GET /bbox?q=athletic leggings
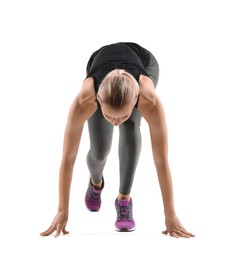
[86,52,159,195]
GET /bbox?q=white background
[0,0,234,259]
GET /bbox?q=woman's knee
[87,147,110,163]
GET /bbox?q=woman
[41,42,194,238]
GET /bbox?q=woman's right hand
[40,211,69,238]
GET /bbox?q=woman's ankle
[91,180,103,189]
[118,193,131,201]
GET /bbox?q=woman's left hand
[162,215,195,238]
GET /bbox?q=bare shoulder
[78,77,97,104]
[71,77,97,118]
[138,75,164,124]
[138,75,158,113]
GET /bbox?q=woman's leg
[114,109,142,231]
[86,107,114,184]
[118,108,142,196]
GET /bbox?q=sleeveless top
[86,42,152,107]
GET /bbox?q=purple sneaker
[85,178,104,211]
[115,198,135,232]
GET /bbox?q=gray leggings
[86,52,159,195]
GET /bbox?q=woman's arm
[58,79,97,214]
[138,76,194,238]
[41,78,97,237]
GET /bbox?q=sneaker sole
[115,227,136,232]
[90,209,100,212]
[85,204,101,212]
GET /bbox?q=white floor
[2,135,234,259]
[2,204,233,260]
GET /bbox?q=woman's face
[98,95,137,126]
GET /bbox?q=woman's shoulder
[138,75,158,111]
[139,75,156,99]
[76,77,97,109]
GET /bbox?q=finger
[170,232,180,238]
[40,226,56,236]
[62,226,69,235]
[40,227,51,236]
[162,229,168,235]
[178,228,195,237]
[176,230,191,238]
[54,225,62,238]
[184,231,195,237]
[181,231,195,237]
[188,233,195,237]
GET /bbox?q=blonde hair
[98,69,139,108]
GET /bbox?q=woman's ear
[133,94,139,107]
[97,94,103,104]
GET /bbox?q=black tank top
[86,42,151,93]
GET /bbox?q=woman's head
[97,69,140,125]
[98,69,139,107]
